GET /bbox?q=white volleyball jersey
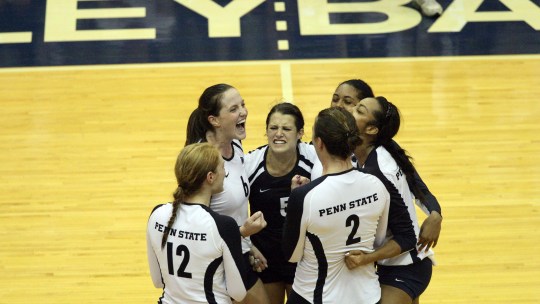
[363,146,435,265]
[283,169,391,304]
[147,203,248,304]
[313,141,441,218]
[310,147,417,261]
[210,140,251,253]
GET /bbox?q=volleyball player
[282,107,415,304]
[244,102,318,304]
[331,79,375,113]
[146,143,248,303]
[329,79,442,253]
[344,97,441,304]
[185,84,270,304]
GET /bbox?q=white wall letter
[173,0,265,37]
[429,0,540,32]
[297,0,422,35]
[44,0,155,42]
[0,32,32,44]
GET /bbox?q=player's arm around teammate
[331,79,442,253]
[343,169,417,270]
[346,96,441,304]
[284,107,394,304]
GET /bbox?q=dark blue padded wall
[0,0,539,67]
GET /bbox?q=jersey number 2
[346,214,361,245]
[167,242,193,278]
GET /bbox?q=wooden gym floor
[1,55,539,303]
[1,0,540,303]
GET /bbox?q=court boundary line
[280,63,294,102]
[1,54,539,73]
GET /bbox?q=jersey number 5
[346,214,361,245]
[167,242,193,278]
[280,197,289,217]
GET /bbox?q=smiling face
[330,83,363,113]
[352,97,381,136]
[209,88,248,141]
[266,112,303,154]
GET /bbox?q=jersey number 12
[167,242,193,278]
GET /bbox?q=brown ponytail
[160,143,221,249]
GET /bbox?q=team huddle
[146,80,442,304]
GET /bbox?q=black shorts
[252,236,296,284]
[377,257,433,300]
[243,252,261,290]
[257,256,296,285]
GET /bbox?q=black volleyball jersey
[244,142,317,251]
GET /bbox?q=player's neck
[206,130,233,159]
[266,149,297,177]
[184,190,212,207]
[322,155,353,175]
[353,141,374,166]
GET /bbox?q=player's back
[286,168,391,303]
[147,203,245,304]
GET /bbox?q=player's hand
[291,174,310,190]
[249,245,268,273]
[240,211,267,237]
[344,250,369,269]
[417,211,442,252]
